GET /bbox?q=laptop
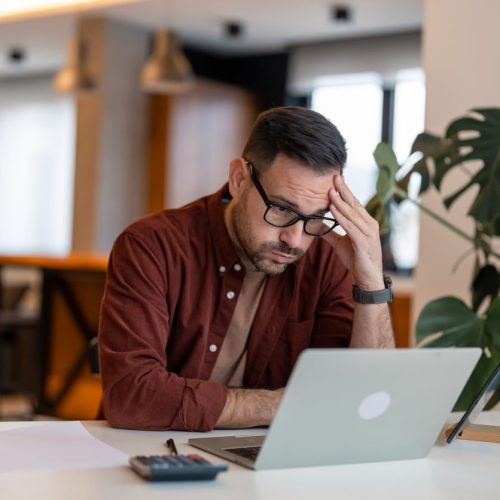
[189,348,481,470]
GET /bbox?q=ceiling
[0,0,422,77]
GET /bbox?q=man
[98,106,394,431]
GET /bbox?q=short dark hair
[242,106,347,174]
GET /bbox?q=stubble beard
[230,192,304,275]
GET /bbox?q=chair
[0,284,39,419]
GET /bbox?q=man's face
[227,153,337,275]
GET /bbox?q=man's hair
[242,106,347,174]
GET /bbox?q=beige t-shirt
[209,267,267,386]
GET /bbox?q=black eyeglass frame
[244,159,339,237]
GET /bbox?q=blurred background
[0,0,497,420]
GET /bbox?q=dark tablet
[447,362,500,443]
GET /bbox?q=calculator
[129,454,228,481]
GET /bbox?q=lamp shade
[141,30,194,94]
[53,39,95,93]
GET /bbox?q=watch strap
[352,275,393,304]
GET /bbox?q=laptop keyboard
[224,446,262,461]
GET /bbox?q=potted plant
[368,107,500,410]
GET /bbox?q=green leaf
[412,132,456,189]
[466,152,500,233]
[453,348,500,411]
[446,108,500,138]
[416,296,483,344]
[410,132,441,194]
[374,142,400,176]
[365,194,391,234]
[441,108,500,229]
[367,142,416,235]
[442,168,488,210]
[375,166,392,203]
[410,108,500,233]
[418,295,500,411]
[373,143,399,203]
[484,297,500,349]
[472,265,500,311]
[423,320,483,347]
[427,144,460,191]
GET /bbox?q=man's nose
[279,221,305,250]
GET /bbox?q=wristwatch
[352,275,393,304]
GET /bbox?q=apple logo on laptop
[358,391,391,420]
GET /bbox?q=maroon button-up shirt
[99,185,354,431]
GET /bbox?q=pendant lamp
[141,30,194,94]
[53,39,95,93]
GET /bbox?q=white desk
[1,412,500,500]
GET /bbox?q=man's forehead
[262,157,338,186]
[262,161,336,211]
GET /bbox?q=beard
[230,190,305,275]
[249,240,304,274]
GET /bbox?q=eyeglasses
[245,160,339,237]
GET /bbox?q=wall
[144,79,257,213]
[166,79,257,208]
[71,17,149,253]
[412,0,500,334]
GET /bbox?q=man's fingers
[329,175,378,237]
[332,174,358,204]
[329,191,371,237]
[329,201,365,242]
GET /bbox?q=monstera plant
[368,108,500,410]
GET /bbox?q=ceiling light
[7,47,27,65]
[224,21,244,38]
[53,39,95,93]
[332,4,352,22]
[0,1,137,22]
[141,30,194,94]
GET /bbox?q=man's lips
[270,251,295,263]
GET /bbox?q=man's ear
[228,158,249,198]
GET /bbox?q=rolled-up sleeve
[98,232,228,431]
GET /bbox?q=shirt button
[219,266,226,273]
[227,291,235,300]
[234,263,242,271]
[209,344,217,353]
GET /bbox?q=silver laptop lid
[254,348,481,469]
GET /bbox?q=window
[392,69,426,164]
[0,77,75,255]
[390,69,426,270]
[311,73,383,206]
[311,69,425,272]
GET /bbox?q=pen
[166,438,178,456]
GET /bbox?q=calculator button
[188,454,208,464]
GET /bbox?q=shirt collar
[207,184,243,273]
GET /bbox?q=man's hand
[323,174,384,290]
[215,388,285,428]
[323,174,395,348]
